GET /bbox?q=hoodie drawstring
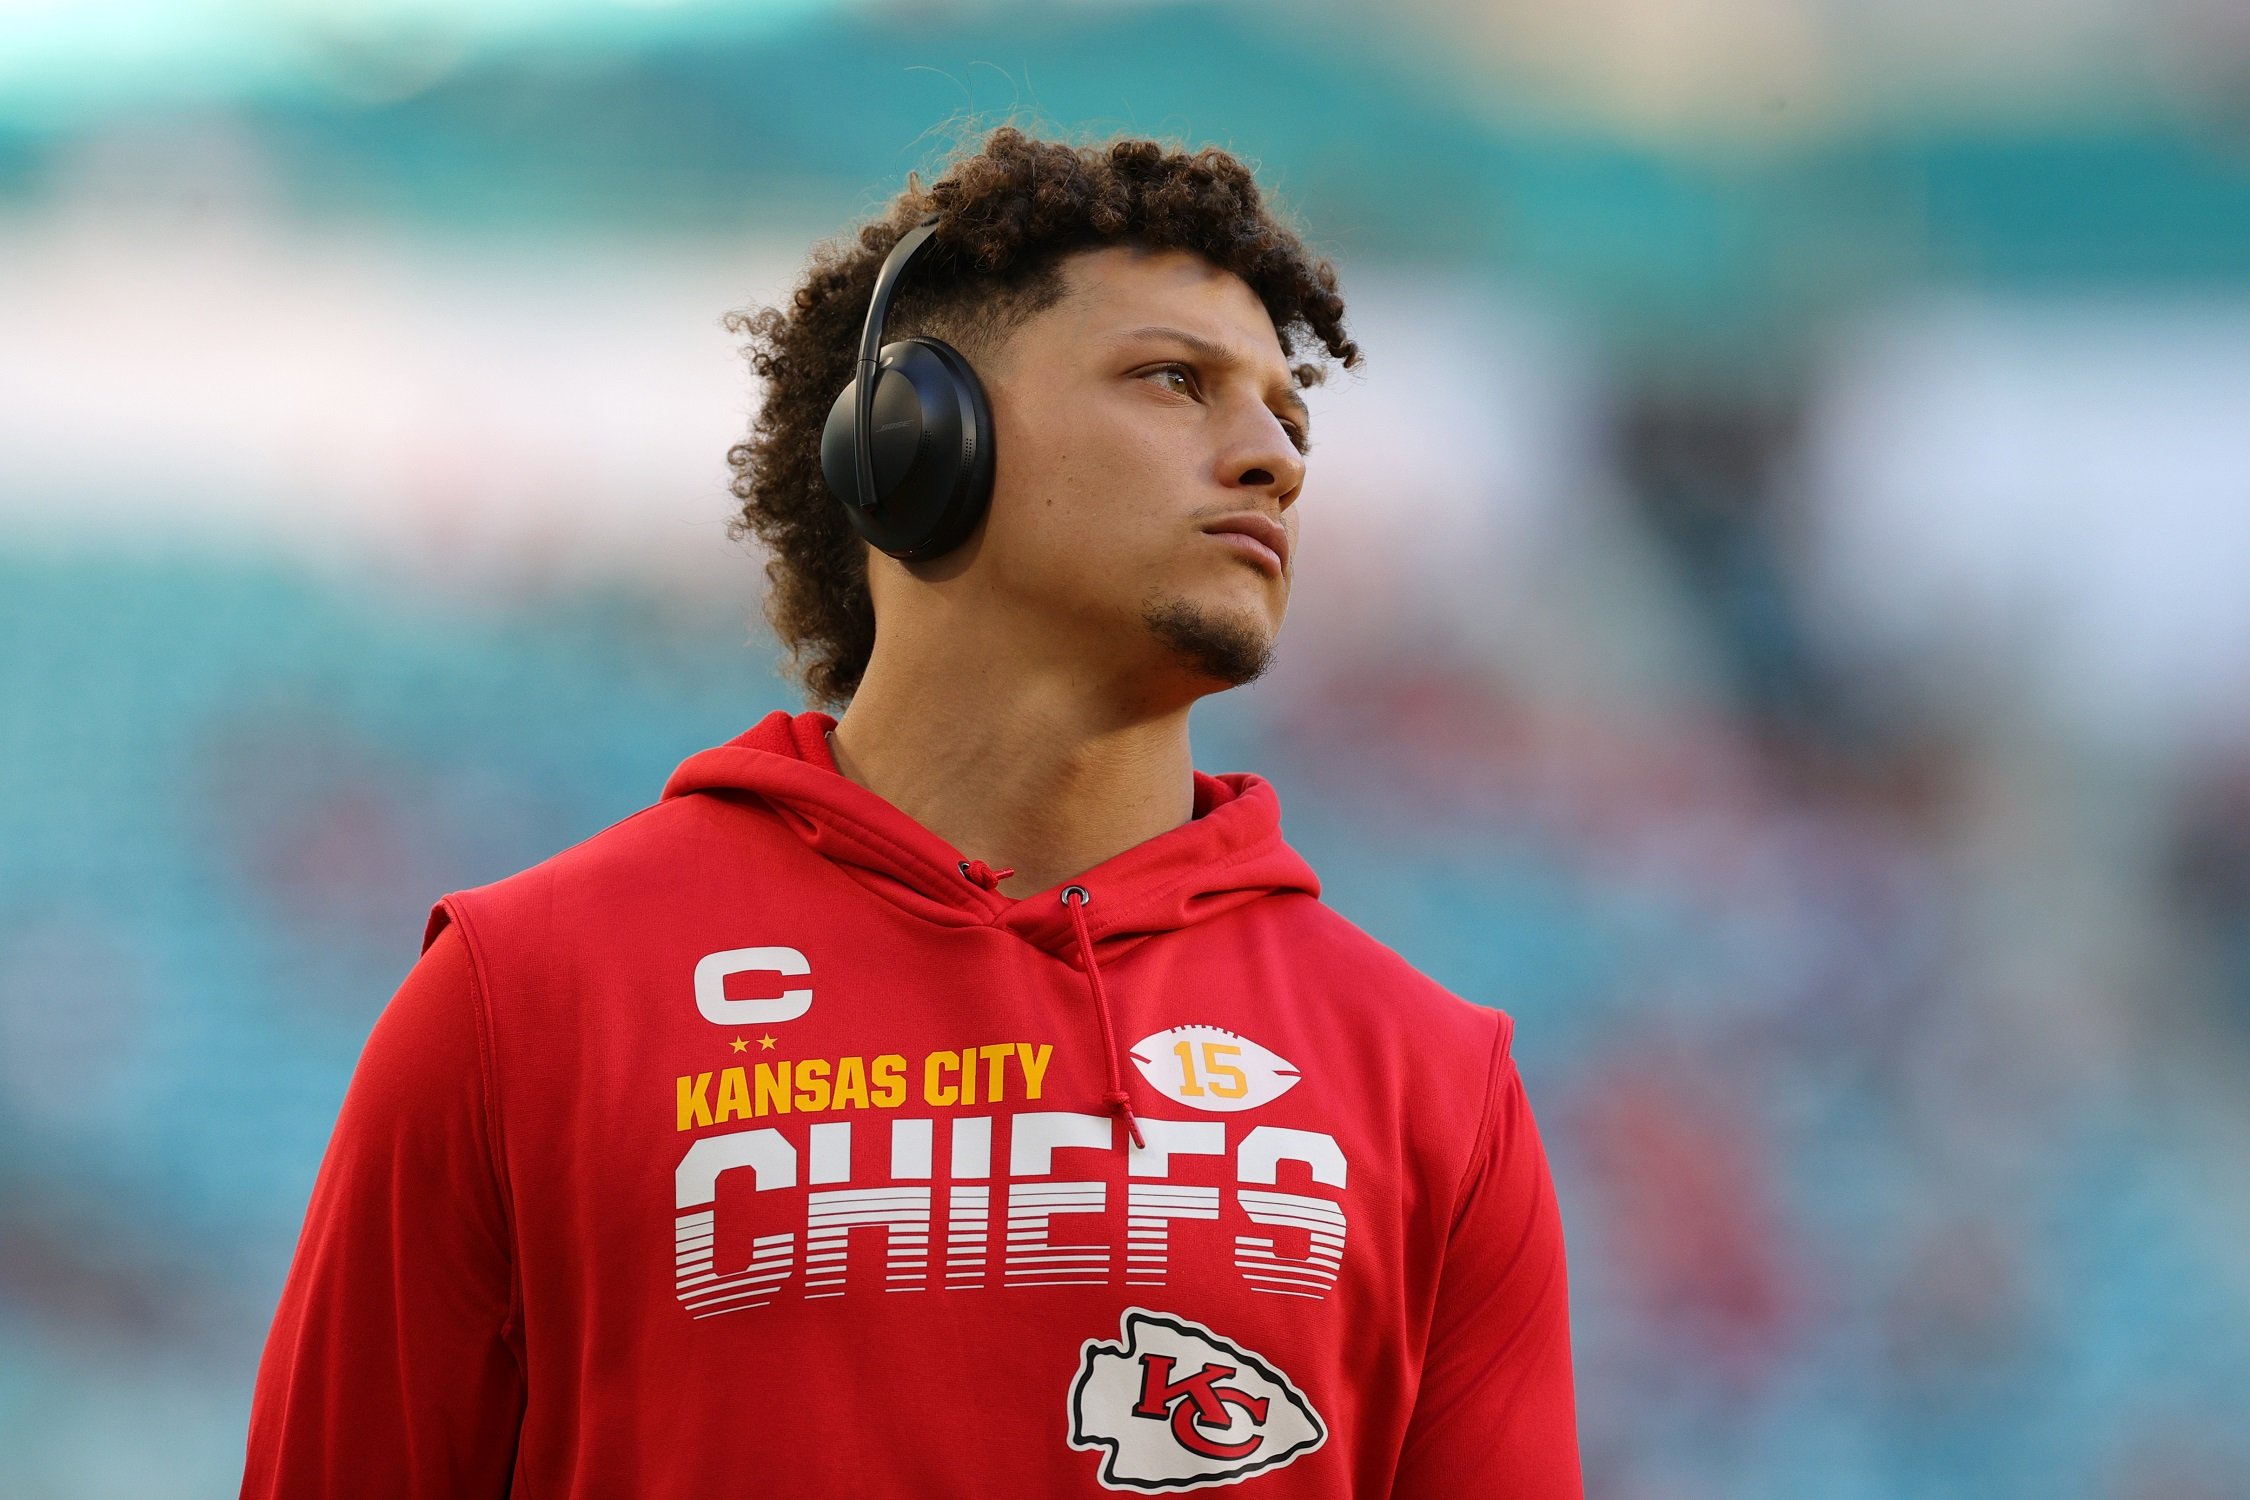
[956,862,1144,1152]
[1059,885,1146,1151]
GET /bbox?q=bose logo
[694,947,812,1025]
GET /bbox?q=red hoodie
[240,708,1581,1497]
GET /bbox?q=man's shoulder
[1256,891,1516,1059]
[427,788,784,944]
[1242,893,1518,1194]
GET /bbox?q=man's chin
[1140,591,1276,689]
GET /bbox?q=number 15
[1174,1039,1248,1099]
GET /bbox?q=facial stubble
[1140,590,1275,688]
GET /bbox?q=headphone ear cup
[819,337,995,561]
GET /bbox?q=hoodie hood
[661,709,1320,964]
[661,709,1321,1151]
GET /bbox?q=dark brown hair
[722,125,1361,708]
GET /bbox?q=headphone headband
[848,212,945,515]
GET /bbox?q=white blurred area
[1802,297,2250,752]
[0,146,781,594]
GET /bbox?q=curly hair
[721,125,1362,709]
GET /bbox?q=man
[240,127,1583,1497]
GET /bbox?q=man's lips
[1200,512,1290,575]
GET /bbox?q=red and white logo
[1068,1308,1325,1490]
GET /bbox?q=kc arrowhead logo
[1068,1308,1326,1490]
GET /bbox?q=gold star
[758,1034,778,1051]
[729,1037,748,1053]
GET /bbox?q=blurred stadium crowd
[3,2,2249,1496]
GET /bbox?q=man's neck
[827,653,1199,901]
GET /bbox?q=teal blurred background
[4,1,2250,1494]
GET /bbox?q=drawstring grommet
[1059,883,1144,1150]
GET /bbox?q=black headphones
[819,212,996,561]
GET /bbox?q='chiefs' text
[673,1111,1348,1317]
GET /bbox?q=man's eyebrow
[1110,323,1313,439]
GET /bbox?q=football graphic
[1128,1026,1300,1114]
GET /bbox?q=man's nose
[1223,413,1306,504]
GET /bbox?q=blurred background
[4,0,2250,1494]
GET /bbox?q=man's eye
[1145,365,1194,396]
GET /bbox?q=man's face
[932,243,1310,698]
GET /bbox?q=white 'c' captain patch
[1128,1026,1299,1113]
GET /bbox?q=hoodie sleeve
[239,919,525,1498]
[1391,1031,1584,1500]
